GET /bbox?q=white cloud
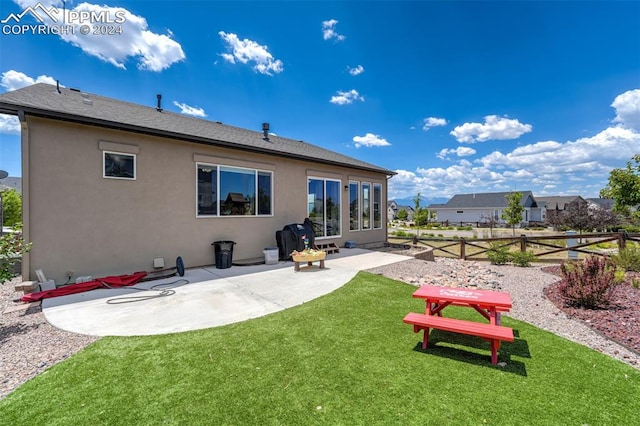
[352,133,391,148]
[436,146,476,160]
[330,89,364,105]
[11,1,185,71]
[322,19,345,41]
[218,31,283,76]
[0,113,20,134]
[1,70,56,91]
[423,117,447,131]
[173,101,206,117]
[348,65,364,76]
[612,88,640,131]
[450,115,533,143]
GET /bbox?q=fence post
[618,231,626,250]
[520,234,527,252]
[460,237,466,260]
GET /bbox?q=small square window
[104,151,135,180]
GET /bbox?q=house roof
[535,196,584,210]
[0,177,21,193]
[0,83,395,176]
[440,191,535,209]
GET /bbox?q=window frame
[349,181,360,231]
[196,162,273,218]
[307,176,342,239]
[103,150,136,180]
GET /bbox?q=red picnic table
[403,285,514,365]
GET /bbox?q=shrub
[557,256,618,309]
[0,231,31,284]
[612,244,640,272]
[393,230,410,237]
[510,250,536,267]
[487,242,511,265]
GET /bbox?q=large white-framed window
[103,151,136,180]
[349,181,359,231]
[361,182,371,230]
[197,163,273,217]
[307,177,341,238]
[373,183,382,229]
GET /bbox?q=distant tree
[564,199,591,233]
[589,204,621,232]
[545,207,564,232]
[479,213,499,237]
[600,154,640,214]
[502,191,524,235]
[413,208,429,227]
[1,189,21,228]
[413,192,422,238]
[396,209,408,221]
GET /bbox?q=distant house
[387,200,415,221]
[535,196,587,225]
[0,83,395,283]
[0,176,22,193]
[429,191,542,226]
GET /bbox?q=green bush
[558,256,618,309]
[392,230,410,237]
[612,244,640,271]
[0,231,31,284]
[510,250,536,267]
[487,242,511,265]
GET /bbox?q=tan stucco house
[0,83,395,283]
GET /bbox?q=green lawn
[1,272,639,425]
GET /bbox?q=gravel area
[366,257,640,370]
[1,277,99,400]
[2,257,639,400]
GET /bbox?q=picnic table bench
[403,312,514,365]
[404,286,515,364]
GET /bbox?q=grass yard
[1,272,639,425]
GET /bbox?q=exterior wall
[435,208,500,224]
[22,117,389,283]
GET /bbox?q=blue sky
[0,0,639,203]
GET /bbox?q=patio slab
[41,249,412,336]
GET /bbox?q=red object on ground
[21,271,148,303]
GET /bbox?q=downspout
[18,110,30,280]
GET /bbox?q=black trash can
[212,241,235,269]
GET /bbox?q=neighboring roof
[0,83,395,176]
[535,196,584,210]
[0,176,21,193]
[585,198,615,209]
[441,191,535,209]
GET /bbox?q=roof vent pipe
[156,94,163,112]
[56,80,61,94]
[262,122,269,140]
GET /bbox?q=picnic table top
[412,285,512,308]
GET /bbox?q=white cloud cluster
[450,115,533,143]
[348,65,364,76]
[322,19,345,41]
[173,101,206,117]
[436,146,476,160]
[612,89,640,131]
[423,117,447,131]
[389,89,640,200]
[12,0,185,71]
[330,89,363,105]
[218,31,284,76]
[352,133,391,148]
[0,113,20,134]
[1,70,56,91]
